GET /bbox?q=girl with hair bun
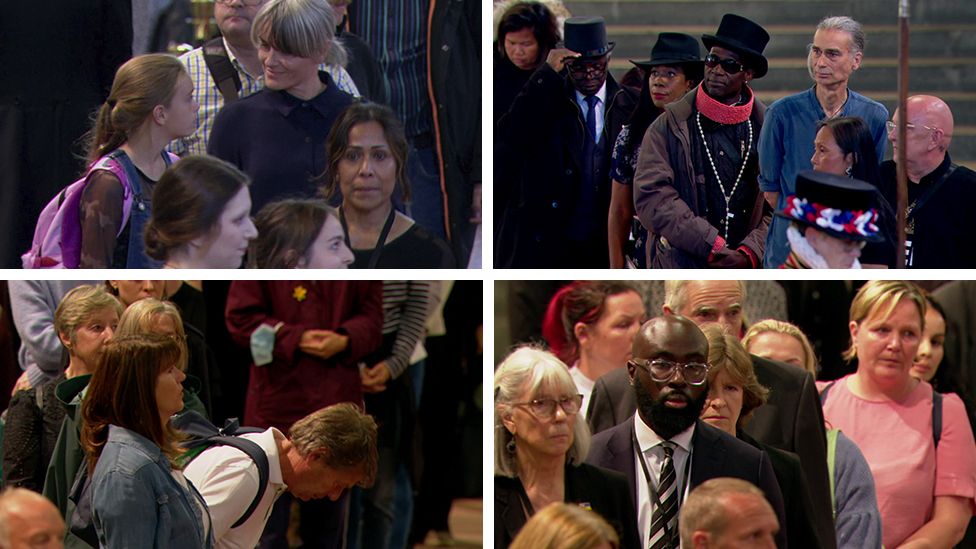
[248,199,353,268]
[145,155,257,269]
[80,54,198,268]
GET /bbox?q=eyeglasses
[567,58,608,77]
[885,121,941,134]
[704,54,745,75]
[512,394,584,419]
[629,358,711,385]
[215,0,264,6]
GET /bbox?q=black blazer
[587,354,835,549]
[585,418,788,548]
[494,462,640,549]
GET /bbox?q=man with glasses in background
[496,16,635,268]
[170,0,358,156]
[759,16,888,268]
[879,95,976,268]
[633,14,771,269]
[585,314,787,549]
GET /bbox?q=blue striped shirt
[347,1,432,138]
[169,38,359,156]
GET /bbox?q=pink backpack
[21,150,177,269]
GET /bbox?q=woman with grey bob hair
[251,0,347,66]
[494,346,639,549]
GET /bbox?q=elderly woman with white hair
[494,346,639,549]
[208,0,355,215]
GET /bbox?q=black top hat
[701,13,770,78]
[563,16,615,58]
[777,170,884,242]
[630,33,704,80]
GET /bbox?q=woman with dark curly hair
[493,2,561,124]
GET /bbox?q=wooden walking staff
[895,0,909,267]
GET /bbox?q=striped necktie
[648,442,678,549]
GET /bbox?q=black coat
[337,28,386,105]
[587,354,836,549]
[586,419,788,548]
[494,462,640,549]
[879,154,976,268]
[496,64,636,268]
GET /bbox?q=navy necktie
[584,95,599,142]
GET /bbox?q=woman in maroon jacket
[224,280,383,547]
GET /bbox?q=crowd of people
[495,279,976,548]
[0,280,483,548]
[4,0,479,270]
[493,1,976,269]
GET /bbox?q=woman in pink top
[821,280,976,548]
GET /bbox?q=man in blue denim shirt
[759,16,888,268]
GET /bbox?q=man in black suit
[495,16,634,268]
[586,315,786,548]
[587,280,835,549]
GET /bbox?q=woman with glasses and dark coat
[494,346,640,549]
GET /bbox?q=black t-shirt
[351,223,456,269]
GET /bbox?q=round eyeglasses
[704,54,745,75]
[629,358,711,385]
[512,394,584,419]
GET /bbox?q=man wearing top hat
[778,170,883,268]
[608,33,704,268]
[496,16,635,268]
[633,13,772,269]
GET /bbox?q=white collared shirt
[183,427,288,549]
[575,81,608,140]
[633,413,695,549]
[568,363,595,418]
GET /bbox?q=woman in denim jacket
[80,334,213,548]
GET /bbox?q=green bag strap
[826,428,839,520]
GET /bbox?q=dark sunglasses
[704,54,745,75]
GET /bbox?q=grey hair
[252,0,348,67]
[664,281,747,315]
[494,346,591,478]
[817,16,865,54]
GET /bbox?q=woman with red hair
[542,281,644,416]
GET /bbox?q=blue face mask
[250,322,283,366]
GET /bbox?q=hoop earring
[506,438,516,454]
[845,166,852,177]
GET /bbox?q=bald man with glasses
[879,94,976,268]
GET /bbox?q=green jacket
[42,374,207,548]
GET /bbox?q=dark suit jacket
[587,354,835,549]
[741,431,822,549]
[586,419,788,548]
[494,462,640,549]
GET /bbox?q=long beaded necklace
[696,111,753,240]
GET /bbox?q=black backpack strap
[211,435,270,528]
[203,37,242,104]
[933,390,943,448]
[820,380,836,405]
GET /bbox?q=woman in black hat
[608,33,703,268]
[778,170,883,269]
[493,2,561,126]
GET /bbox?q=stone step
[607,24,976,59]
[567,0,976,25]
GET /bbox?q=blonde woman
[744,319,882,549]
[510,502,619,549]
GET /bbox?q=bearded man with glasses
[494,346,640,548]
[878,94,976,268]
[634,13,771,269]
[585,315,787,549]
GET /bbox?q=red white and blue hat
[777,170,884,243]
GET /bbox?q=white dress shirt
[568,363,595,418]
[183,427,288,549]
[633,413,695,549]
